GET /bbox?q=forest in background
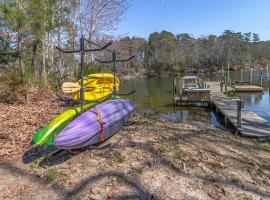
[1,0,270,103]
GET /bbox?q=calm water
[119,70,270,124]
[119,77,218,126]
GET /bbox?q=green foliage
[174,151,184,159]
[144,30,267,75]
[47,72,62,90]
[0,0,268,92]
[47,168,59,182]
[114,151,126,164]
[252,33,260,42]
[76,62,103,80]
[0,37,16,65]
[4,68,21,85]
[1,4,28,31]
[116,175,125,184]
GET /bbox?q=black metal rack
[55,35,111,112]
[89,39,134,98]
[56,35,135,112]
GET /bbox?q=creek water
[119,70,270,126]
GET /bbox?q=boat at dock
[182,76,199,92]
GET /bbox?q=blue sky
[115,0,270,40]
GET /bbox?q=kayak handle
[116,90,136,96]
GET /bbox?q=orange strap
[88,107,105,142]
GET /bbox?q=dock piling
[173,78,176,106]
[260,67,263,87]
[236,99,242,130]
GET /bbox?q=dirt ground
[0,90,270,200]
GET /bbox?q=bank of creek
[1,73,270,199]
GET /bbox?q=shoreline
[0,90,270,199]
[119,68,268,81]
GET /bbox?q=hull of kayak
[72,73,120,101]
[34,95,116,145]
[33,102,97,145]
[54,99,135,149]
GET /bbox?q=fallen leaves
[2,184,32,199]
[0,87,66,161]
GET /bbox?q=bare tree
[79,0,129,62]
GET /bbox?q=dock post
[260,67,263,87]
[173,78,176,106]
[249,68,253,83]
[225,84,227,94]
[267,65,269,79]
[225,117,228,127]
[237,100,242,132]
[227,63,230,85]
[220,82,223,92]
[241,68,243,83]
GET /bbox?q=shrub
[0,68,28,103]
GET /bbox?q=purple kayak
[54,99,135,149]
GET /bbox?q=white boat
[182,76,199,92]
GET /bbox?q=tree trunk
[18,30,29,103]
[32,40,38,79]
[57,30,65,81]
[18,31,25,84]
[49,31,54,72]
[57,30,62,69]
[41,38,47,83]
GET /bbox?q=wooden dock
[231,81,264,92]
[173,79,270,137]
[233,85,264,92]
[205,82,270,137]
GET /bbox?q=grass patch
[204,128,215,134]
[127,168,143,175]
[47,168,59,182]
[114,151,126,164]
[159,144,172,153]
[174,151,184,159]
[231,177,241,184]
[159,145,167,153]
[260,140,270,149]
[116,175,125,184]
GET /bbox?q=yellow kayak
[72,73,120,101]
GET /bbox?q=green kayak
[34,95,118,145]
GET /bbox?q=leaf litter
[0,88,270,199]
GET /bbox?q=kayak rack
[86,39,135,98]
[55,35,112,112]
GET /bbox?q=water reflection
[235,89,270,121]
[120,77,215,125]
[119,71,270,123]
